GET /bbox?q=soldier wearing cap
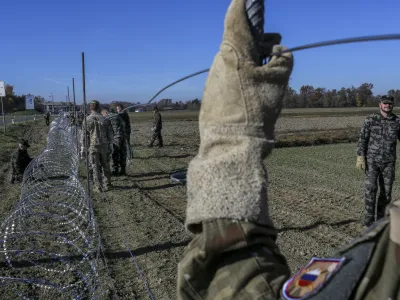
[81,100,114,192]
[148,106,163,148]
[356,95,400,226]
[9,139,33,184]
[101,108,127,175]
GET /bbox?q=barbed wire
[0,114,105,299]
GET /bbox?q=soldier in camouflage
[81,100,114,192]
[116,104,132,146]
[44,111,50,126]
[102,108,127,176]
[356,95,400,227]
[177,1,400,299]
[9,139,33,184]
[148,106,163,148]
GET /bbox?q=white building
[43,101,76,113]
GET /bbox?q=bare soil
[0,114,393,299]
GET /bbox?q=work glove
[185,0,294,232]
[356,156,365,170]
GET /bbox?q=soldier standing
[356,95,400,226]
[81,100,114,192]
[44,111,50,126]
[102,108,127,176]
[116,104,131,145]
[10,139,33,184]
[148,106,163,148]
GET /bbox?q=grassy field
[127,106,400,121]
[0,108,395,299]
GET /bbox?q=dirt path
[0,117,389,299]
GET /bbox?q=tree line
[4,81,399,113]
[283,83,400,108]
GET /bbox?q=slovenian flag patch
[281,257,345,300]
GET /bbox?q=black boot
[112,168,119,176]
[119,166,126,176]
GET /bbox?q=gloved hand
[356,156,365,170]
[108,143,113,155]
[185,0,294,232]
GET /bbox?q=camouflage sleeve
[107,120,114,144]
[119,116,127,137]
[10,151,17,174]
[126,114,131,133]
[80,117,90,149]
[356,117,371,156]
[177,219,290,300]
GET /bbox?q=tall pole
[67,86,70,111]
[51,93,54,114]
[72,77,78,154]
[1,97,5,135]
[82,52,91,198]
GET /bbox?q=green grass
[127,107,398,122]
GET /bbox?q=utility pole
[67,86,70,112]
[50,93,54,114]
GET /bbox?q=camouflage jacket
[356,113,400,163]
[118,111,131,136]
[153,112,162,131]
[109,113,126,141]
[177,201,400,300]
[10,149,32,175]
[81,111,114,149]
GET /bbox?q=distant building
[43,101,76,113]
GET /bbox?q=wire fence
[0,114,105,299]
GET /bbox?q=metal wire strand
[0,114,104,299]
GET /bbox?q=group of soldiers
[79,100,163,192]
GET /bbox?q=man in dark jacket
[102,108,127,176]
[116,104,131,146]
[148,106,163,148]
[10,139,33,184]
[44,111,50,126]
[356,95,400,226]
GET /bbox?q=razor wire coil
[0,114,104,299]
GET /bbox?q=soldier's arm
[125,112,131,132]
[107,120,114,144]
[356,117,371,157]
[10,152,17,173]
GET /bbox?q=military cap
[90,100,99,105]
[380,95,394,104]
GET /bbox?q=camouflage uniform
[118,110,131,145]
[81,110,114,191]
[77,112,84,128]
[177,206,400,300]
[356,112,400,225]
[149,110,163,147]
[9,140,32,184]
[44,112,50,126]
[109,111,127,175]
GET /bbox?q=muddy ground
[0,115,386,299]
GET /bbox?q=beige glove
[185,0,294,232]
[356,156,365,170]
